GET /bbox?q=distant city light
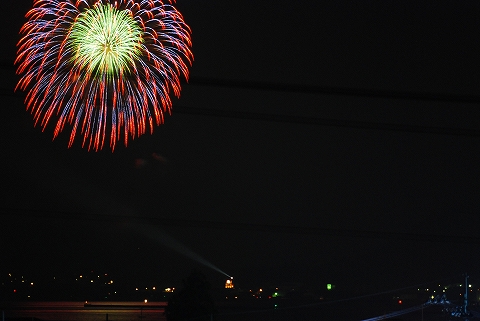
[144,299,148,303]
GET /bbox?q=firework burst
[15,0,193,151]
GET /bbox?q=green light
[327,284,332,290]
[68,3,143,78]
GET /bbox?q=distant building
[225,277,234,289]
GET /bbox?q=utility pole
[463,273,469,315]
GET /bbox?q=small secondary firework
[16,0,193,151]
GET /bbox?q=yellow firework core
[68,3,143,78]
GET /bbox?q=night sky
[1,0,480,295]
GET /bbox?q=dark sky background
[1,0,480,294]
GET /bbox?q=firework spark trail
[16,0,193,151]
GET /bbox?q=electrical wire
[2,207,480,244]
[1,87,479,137]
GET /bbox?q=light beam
[130,222,232,278]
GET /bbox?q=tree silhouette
[165,270,216,321]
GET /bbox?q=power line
[2,207,480,245]
[174,105,480,137]
[2,58,480,104]
[2,89,479,137]
[189,76,480,104]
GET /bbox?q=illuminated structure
[225,277,234,289]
